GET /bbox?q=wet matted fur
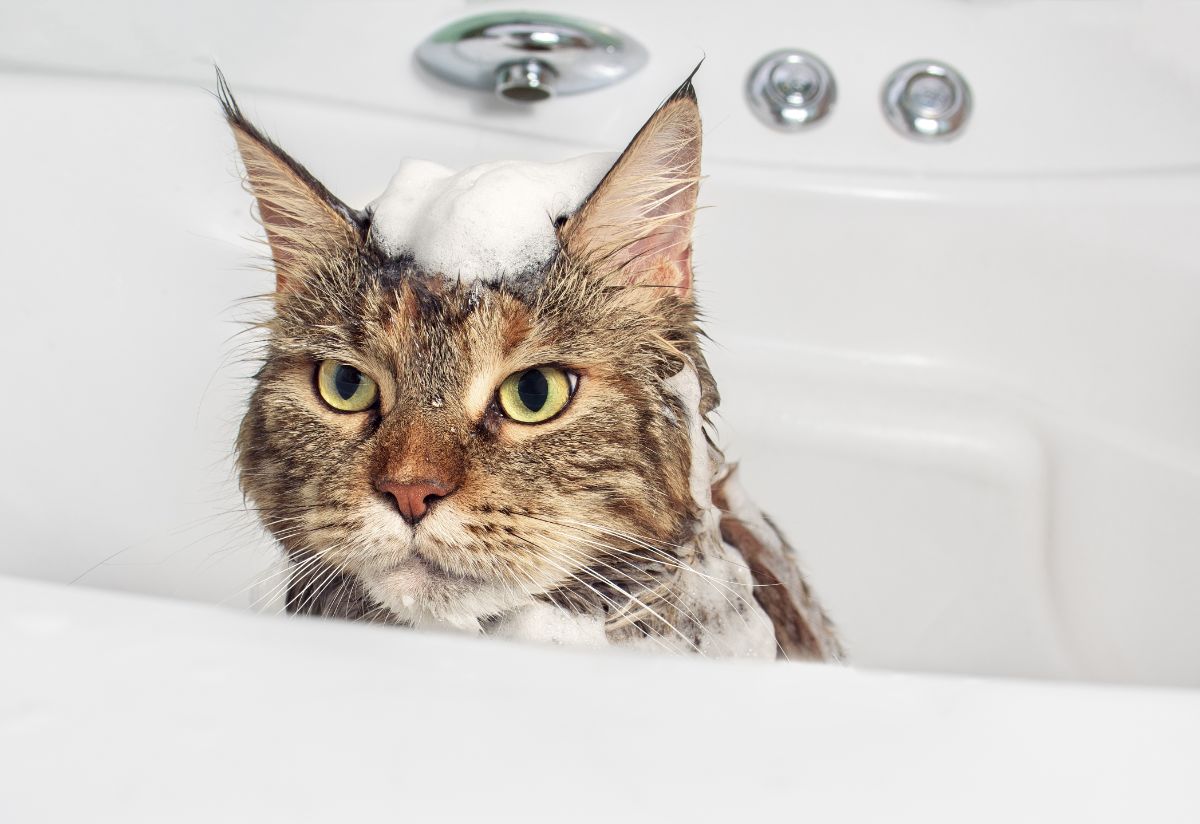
[221,68,843,659]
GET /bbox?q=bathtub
[2,0,1199,818]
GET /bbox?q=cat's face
[225,74,714,626]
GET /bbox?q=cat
[221,67,842,660]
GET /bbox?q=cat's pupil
[516,369,548,412]
[333,365,362,400]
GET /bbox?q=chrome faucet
[416,12,647,103]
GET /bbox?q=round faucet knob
[746,50,837,130]
[882,60,973,140]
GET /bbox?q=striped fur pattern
[222,70,842,658]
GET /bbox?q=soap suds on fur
[367,153,616,281]
[489,601,608,648]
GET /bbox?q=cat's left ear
[217,69,364,291]
[560,70,702,296]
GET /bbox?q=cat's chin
[360,552,529,632]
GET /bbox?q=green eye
[497,367,575,424]
[316,360,379,412]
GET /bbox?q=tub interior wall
[2,0,1199,688]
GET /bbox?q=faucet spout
[495,60,558,102]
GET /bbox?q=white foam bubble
[489,601,608,648]
[367,152,616,281]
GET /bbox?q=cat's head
[224,72,720,628]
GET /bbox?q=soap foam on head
[367,153,616,282]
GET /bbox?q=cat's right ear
[217,69,364,291]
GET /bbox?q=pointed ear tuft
[217,68,363,291]
[560,68,703,296]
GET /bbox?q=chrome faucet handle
[416,12,648,103]
[882,60,972,140]
[746,50,837,130]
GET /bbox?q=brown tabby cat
[222,69,842,660]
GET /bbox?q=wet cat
[222,69,842,660]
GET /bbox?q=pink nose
[375,479,456,524]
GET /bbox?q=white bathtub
[2,0,1199,818]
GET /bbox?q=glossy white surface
[5,0,1200,175]
[0,0,1197,736]
[3,574,1198,823]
